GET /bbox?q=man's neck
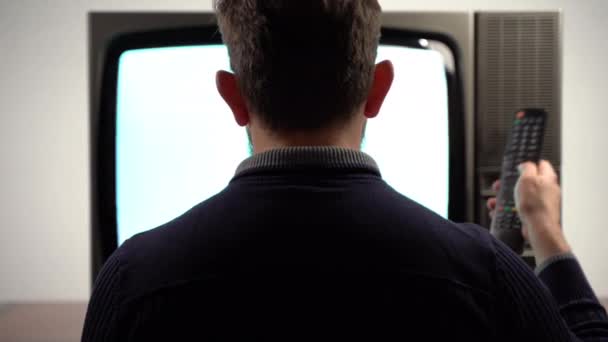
[248,120,366,155]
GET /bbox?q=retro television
[89,11,562,279]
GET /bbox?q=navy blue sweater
[83,147,608,341]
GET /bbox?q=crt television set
[89,12,561,279]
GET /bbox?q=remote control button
[512,220,522,230]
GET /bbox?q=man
[82,1,608,340]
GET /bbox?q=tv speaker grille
[476,12,561,169]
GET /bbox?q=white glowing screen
[116,45,449,245]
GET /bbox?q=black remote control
[490,109,547,254]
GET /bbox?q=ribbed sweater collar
[234,146,380,177]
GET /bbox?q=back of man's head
[215,0,382,133]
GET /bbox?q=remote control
[490,109,547,254]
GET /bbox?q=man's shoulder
[109,191,233,299]
[378,183,496,251]
[373,184,500,291]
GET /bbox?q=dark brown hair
[215,0,382,132]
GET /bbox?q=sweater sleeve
[81,251,123,342]
[492,239,608,341]
[537,256,608,338]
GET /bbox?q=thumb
[538,160,558,182]
[518,162,537,177]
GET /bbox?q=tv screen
[115,43,450,245]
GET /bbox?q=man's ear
[216,70,250,126]
[364,60,394,119]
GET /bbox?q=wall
[0,0,606,302]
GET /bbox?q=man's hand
[487,160,571,265]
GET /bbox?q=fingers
[492,180,500,192]
[538,160,558,182]
[518,160,558,187]
[488,180,499,219]
[487,197,497,211]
